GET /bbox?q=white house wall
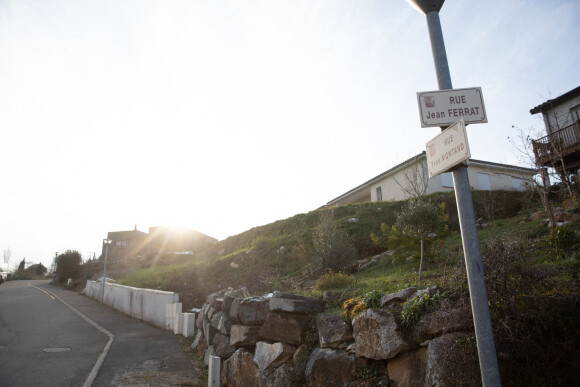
[426,172,455,195]
[542,95,580,134]
[369,159,533,203]
[369,159,429,202]
[467,163,533,191]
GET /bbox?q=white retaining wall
[182,313,196,337]
[85,280,179,330]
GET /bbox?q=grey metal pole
[101,243,109,304]
[53,252,58,284]
[426,12,452,90]
[424,10,501,386]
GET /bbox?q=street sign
[417,87,487,127]
[426,119,470,178]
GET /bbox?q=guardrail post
[208,355,221,387]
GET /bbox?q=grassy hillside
[86,188,580,385]
[110,189,576,308]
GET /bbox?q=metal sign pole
[414,4,502,386]
[101,240,111,304]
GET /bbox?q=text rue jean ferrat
[426,95,481,120]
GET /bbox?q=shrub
[25,263,47,278]
[314,271,355,291]
[342,298,364,319]
[539,225,580,260]
[480,234,528,319]
[54,250,82,283]
[341,289,386,319]
[472,190,530,221]
[371,223,418,263]
[350,232,385,258]
[251,235,276,250]
[474,233,580,385]
[362,289,385,309]
[395,199,440,241]
[400,291,445,329]
[313,209,357,271]
[439,190,538,231]
[354,361,384,382]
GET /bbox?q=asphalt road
[0,280,202,386]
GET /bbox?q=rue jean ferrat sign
[426,119,471,178]
[417,87,487,127]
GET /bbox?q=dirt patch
[116,370,198,386]
[177,336,208,386]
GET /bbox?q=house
[103,228,149,261]
[325,152,536,206]
[530,86,580,176]
[101,225,218,261]
[147,226,218,254]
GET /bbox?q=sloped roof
[107,229,148,238]
[530,86,580,115]
[469,158,536,173]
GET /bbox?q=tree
[26,263,48,277]
[395,199,440,284]
[508,126,561,227]
[17,258,25,272]
[531,101,577,202]
[313,209,356,272]
[54,250,82,283]
[393,156,430,200]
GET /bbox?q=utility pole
[405,1,501,385]
[101,239,112,304]
[53,252,58,284]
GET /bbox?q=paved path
[0,280,204,386]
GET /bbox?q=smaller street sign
[417,87,487,127]
[426,119,470,178]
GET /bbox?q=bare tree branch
[508,126,557,226]
[393,158,429,200]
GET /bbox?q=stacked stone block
[192,286,477,387]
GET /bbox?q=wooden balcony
[532,120,580,170]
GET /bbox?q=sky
[1,0,579,270]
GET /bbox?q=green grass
[89,190,578,312]
[121,263,188,288]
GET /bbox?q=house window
[512,177,526,191]
[441,172,453,188]
[115,240,127,248]
[477,173,491,190]
[376,187,383,201]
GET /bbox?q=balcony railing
[532,120,580,167]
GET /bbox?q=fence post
[208,355,221,387]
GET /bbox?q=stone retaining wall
[193,287,480,386]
